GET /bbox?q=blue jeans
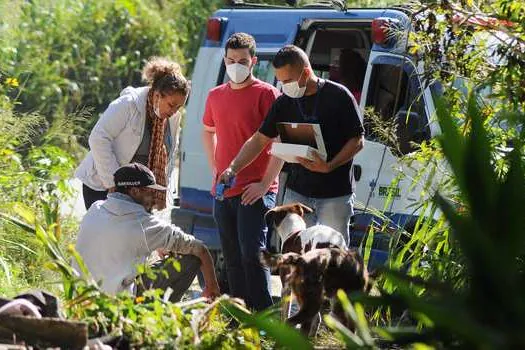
[283,188,355,244]
[213,192,276,311]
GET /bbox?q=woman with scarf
[76,57,190,210]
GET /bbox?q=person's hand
[297,152,332,173]
[156,248,169,257]
[217,167,236,186]
[107,187,116,193]
[201,282,221,300]
[241,182,269,205]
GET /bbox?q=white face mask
[281,70,306,98]
[226,63,251,84]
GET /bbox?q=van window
[253,59,276,85]
[221,57,276,85]
[365,61,431,154]
[305,27,371,102]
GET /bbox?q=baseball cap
[113,163,166,191]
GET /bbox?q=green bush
[0,0,221,143]
[321,0,525,347]
[342,90,525,349]
[0,76,79,296]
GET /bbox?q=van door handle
[353,164,362,181]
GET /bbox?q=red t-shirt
[203,79,280,198]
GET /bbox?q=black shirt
[259,79,364,198]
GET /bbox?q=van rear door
[297,17,373,95]
[353,51,437,229]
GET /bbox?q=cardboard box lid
[276,122,327,158]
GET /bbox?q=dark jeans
[136,255,201,303]
[82,184,108,210]
[213,192,276,311]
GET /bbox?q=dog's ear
[289,202,314,217]
[264,210,275,232]
[265,208,288,228]
[260,250,282,271]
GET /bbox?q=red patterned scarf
[146,89,168,210]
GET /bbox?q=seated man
[74,163,220,302]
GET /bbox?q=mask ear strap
[298,67,308,87]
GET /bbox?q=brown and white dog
[261,247,369,336]
[265,203,347,254]
[264,203,348,330]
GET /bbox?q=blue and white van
[172,2,440,274]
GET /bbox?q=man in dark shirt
[218,45,364,243]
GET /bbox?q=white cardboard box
[270,123,327,163]
[270,143,319,163]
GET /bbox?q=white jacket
[75,86,181,205]
[74,193,202,295]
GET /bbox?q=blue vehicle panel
[204,8,410,50]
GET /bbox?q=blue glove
[215,177,235,201]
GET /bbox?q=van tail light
[371,18,400,46]
[207,17,226,42]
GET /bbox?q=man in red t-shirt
[201,33,282,311]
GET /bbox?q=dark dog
[261,247,369,335]
[265,203,348,326]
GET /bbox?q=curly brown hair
[225,32,256,57]
[142,57,190,96]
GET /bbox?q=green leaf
[0,212,35,233]
[220,299,313,350]
[0,238,37,255]
[171,258,181,273]
[494,147,525,256]
[12,202,36,225]
[324,314,366,348]
[0,257,12,286]
[68,244,90,278]
[336,290,375,346]
[363,225,375,268]
[115,0,137,16]
[355,303,375,345]
[462,93,498,228]
[373,327,436,346]
[435,96,465,192]
[413,343,435,350]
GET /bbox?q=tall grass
[0,66,81,295]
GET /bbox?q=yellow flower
[6,78,19,87]
[135,296,145,303]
